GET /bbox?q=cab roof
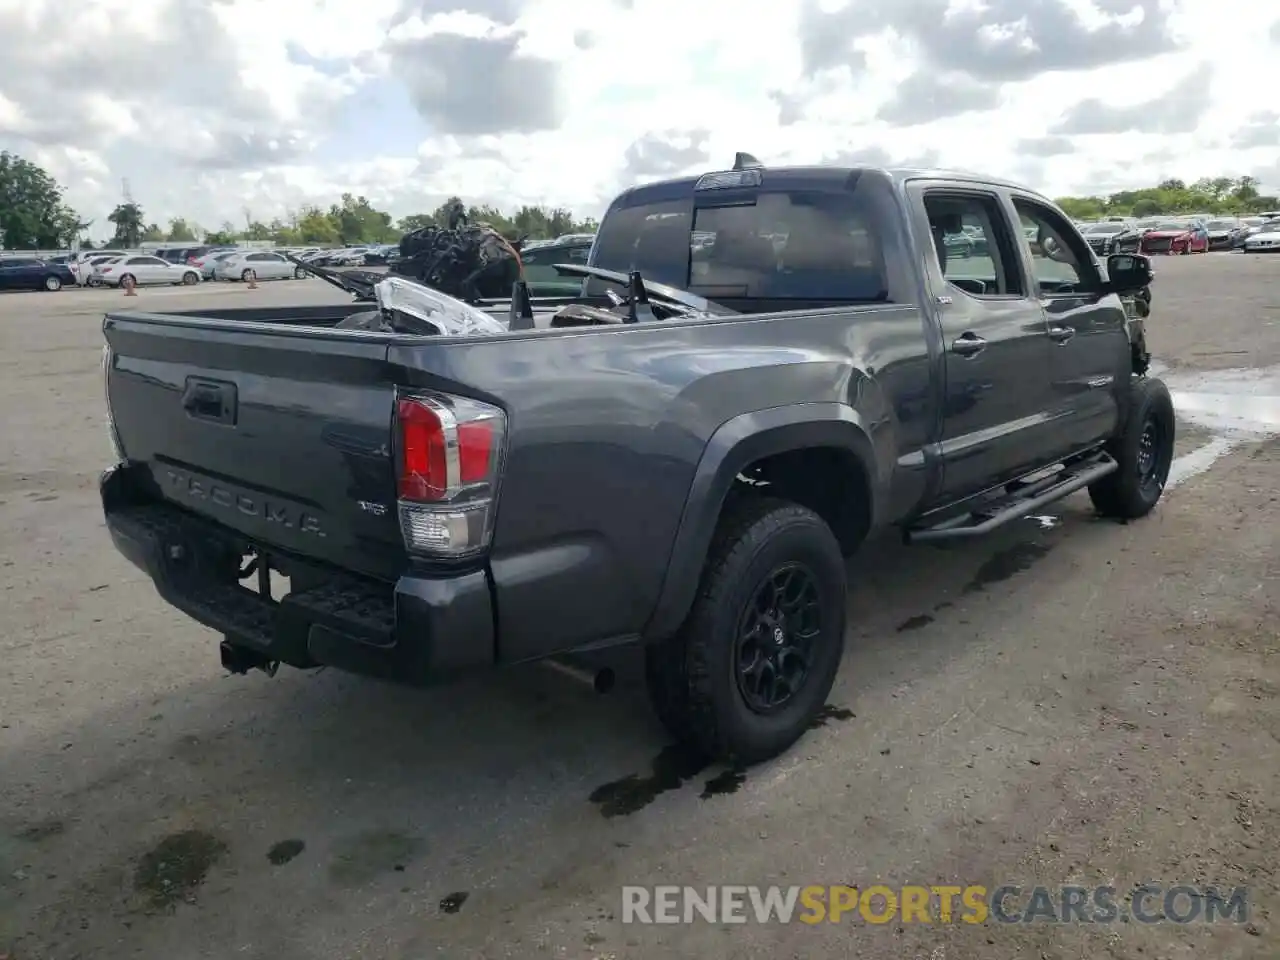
[608,161,1052,210]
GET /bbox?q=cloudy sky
[2,0,1278,238]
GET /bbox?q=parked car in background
[1138,220,1207,255]
[361,244,400,266]
[1204,218,1242,250]
[1235,217,1280,249]
[1081,221,1144,256]
[70,250,128,285]
[193,249,241,280]
[517,235,595,296]
[95,254,202,287]
[1242,220,1280,253]
[214,250,308,282]
[0,256,77,291]
[152,245,220,265]
[1186,218,1209,250]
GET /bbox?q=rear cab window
[587,168,895,311]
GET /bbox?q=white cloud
[1,0,1278,242]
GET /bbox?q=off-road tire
[644,496,847,765]
[1088,377,1175,520]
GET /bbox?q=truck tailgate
[103,313,408,581]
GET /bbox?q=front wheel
[182,271,199,285]
[44,275,62,291]
[1089,377,1175,520]
[294,266,307,279]
[644,497,848,765]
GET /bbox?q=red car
[1138,221,1208,255]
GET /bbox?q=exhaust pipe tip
[593,667,616,695]
[544,658,615,694]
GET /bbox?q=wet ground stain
[266,839,305,865]
[440,891,469,913]
[588,743,710,817]
[700,769,746,798]
[328,829,425,887]
[963,542,1052,594]
[809,703,855,727]
[897,613,934,632]
[16,818,65,843]
[133,829,227,909]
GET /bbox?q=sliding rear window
[589,186,889,303]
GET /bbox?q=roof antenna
[733,152,763,171]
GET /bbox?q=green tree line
[1055,176,1279,221]
[7,149,1276,252]
[3,151,599,251]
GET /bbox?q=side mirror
[1105,253,1153,294]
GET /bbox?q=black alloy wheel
[734,563,823,713]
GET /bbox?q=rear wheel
[1089,377,1175,520]
[43,275,62,291]
[644,497,848,765]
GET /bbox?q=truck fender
[643,402,880,641]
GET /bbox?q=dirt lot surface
[1,257,1277,959]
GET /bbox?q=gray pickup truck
[99,156,1171,765]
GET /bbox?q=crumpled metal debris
[390,199,522,302]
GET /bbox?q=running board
[904,456,1117,543]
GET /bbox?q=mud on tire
[1089,377,1175,520]
[644,496,848,766]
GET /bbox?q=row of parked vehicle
[0,240,419,294]
[1076,213,1280,257]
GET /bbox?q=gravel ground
[0,256,1277,960]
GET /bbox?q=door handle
[951,332,987,357]
[1047,325,1075,344]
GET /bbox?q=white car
[1242,222,1280,253]
[94,254,201,287]
[194,249,242,280]
[70,250,127,285]
[214,251,309,282]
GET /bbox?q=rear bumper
[101,463,495,685]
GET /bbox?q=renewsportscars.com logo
[621,884,1250,925]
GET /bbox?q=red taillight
[394,392,505,558]
[102,267,113,273]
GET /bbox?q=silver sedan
[214,251,309,282]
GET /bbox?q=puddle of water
[1154,363,1280,439]
[1166,437,1239,490]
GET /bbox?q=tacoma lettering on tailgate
[165,470,326,537]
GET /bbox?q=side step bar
[904,455,1117,544]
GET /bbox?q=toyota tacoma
[99,156,1170,765]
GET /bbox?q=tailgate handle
[182,378,237,425]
